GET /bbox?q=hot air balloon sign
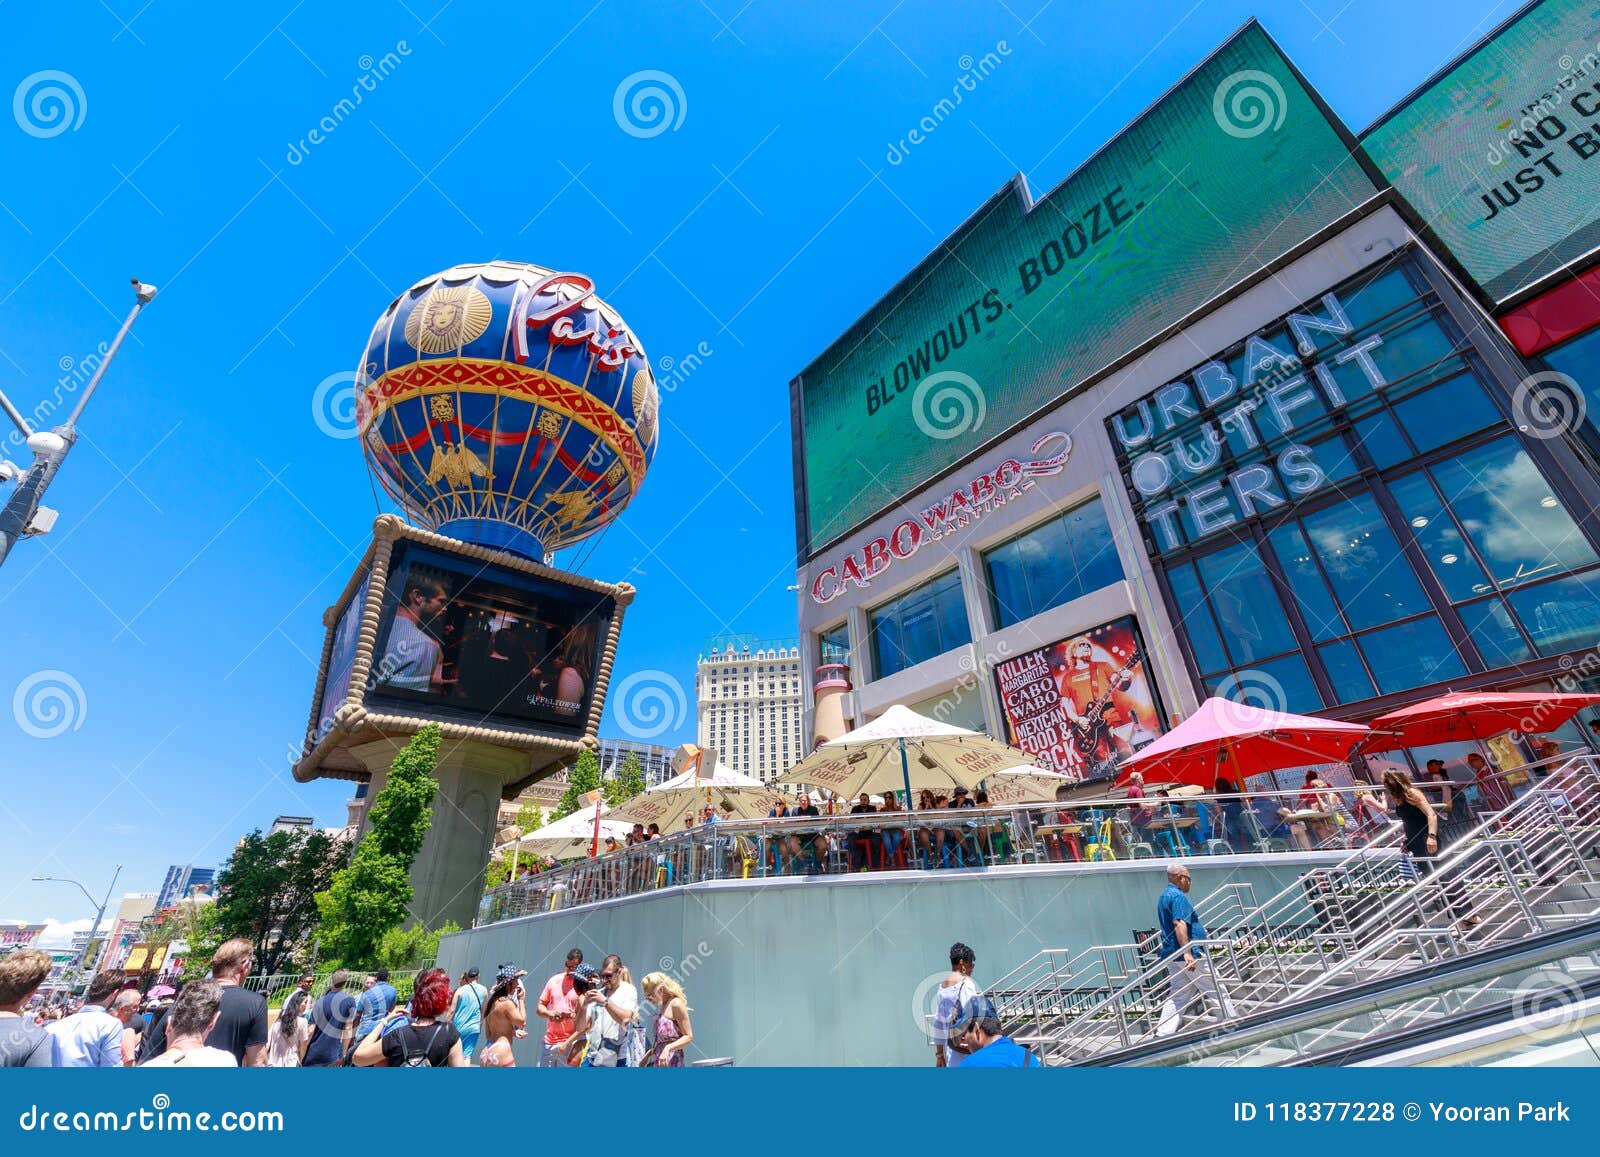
[357,261,660,560]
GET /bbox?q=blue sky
[0,0,1521,930]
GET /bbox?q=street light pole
[0,279,156,569]
[34,864,122,981]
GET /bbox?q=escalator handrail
[1087,916,1600,1067]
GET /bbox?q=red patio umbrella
[1360,691,1600,752]
[1115,697,1372,789]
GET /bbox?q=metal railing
[992,755,1600,1064]
[476,784,1364,926]
[242,962,435,1008]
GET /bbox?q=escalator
[1076,918,1600,1067]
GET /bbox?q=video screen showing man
[377,570,450,693]
[368,549,608,731]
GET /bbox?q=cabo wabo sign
[810,432,1071,605]
[1110,285,1388,553]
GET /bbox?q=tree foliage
[604,751,647,807]
[316,725,440,963]
[209,826,350,976]
[552,749,602,819]
[373,920,459,969]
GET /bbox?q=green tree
[373,921,459,970]
[172,903,223,983]
[514,799,544,834]
[210,826,351,976]
[552,749,601,819]
[316,725,441,963]
[604,751,647,807]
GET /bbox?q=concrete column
[351,737,532,932]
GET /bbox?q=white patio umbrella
[786,704,1031,809]
[980,765,1076,805]
[514,802,630,860]
[607,758,783,831]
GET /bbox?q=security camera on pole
[0,279,157,569]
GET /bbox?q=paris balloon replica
[293,261,659,929]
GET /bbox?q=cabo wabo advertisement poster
[994,615,1165,781]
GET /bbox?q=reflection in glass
[869,570,971,680]
[1300,494,1431,631]
[1457,598,1534,667]
[1167,564,1229,675]
[1268,522,1344,641]
[984,499,1124,628]
[1506,570,1600,656]
[1318,638,1376,703]
[1205,652,1323,714]
[1391,371,1500,455]
[1353,412,1413,470]
[1194,541,1298,665]
[1356,616,1468,695]
[1541,328,1600,442]
[1386,471,1490,603]
[1429,438,1598,589]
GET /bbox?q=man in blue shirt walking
[1156,862,1236,1037]
[353,968,397,1047]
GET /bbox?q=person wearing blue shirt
[948,995,1039,1068]
[354,968,398,1044]
[1156,863,1235,1037]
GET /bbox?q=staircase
[990,756,1600,1064]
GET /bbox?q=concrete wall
[439,853,1339,1066]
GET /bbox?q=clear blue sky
[0,0,1520,929]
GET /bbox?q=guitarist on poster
[1056,636,1136,767]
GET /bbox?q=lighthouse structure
[292,261,659,930]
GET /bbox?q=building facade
[156,865,215,911]
[696,636,805,782]
[596,736,676,787]
[792,11,1600,787]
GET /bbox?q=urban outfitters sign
[1109,286,1388,553]
[792,22,1376,558]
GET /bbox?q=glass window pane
[1299,494,1432,630]
[869,570,971,679]
[1541,330,1600,443]
[1354,412,1413,470]
[1391,372,1500,455]
[1506,570,1600,656]
[1308,432,1360,483]
[1457,598,1534,666]
[1204,653,1324,714]
[1267,522,1345,641]
[1318,639,1376,703]
[1428,438,1599,589]
[1166,564,1230,675]
[1325,315,1453,402]
[1355,616,1468,695]
[1341,267,1422,333]
[1194,541,1298,665]
[1385,471,1491,603]
[819,623,850,666]
[984,500,1123,628]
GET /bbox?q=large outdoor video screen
[1362,0,1600,303]
[993,615,1165,782]
[365,542,613,735]
[315,571,369,742]
[794,21,1375,556]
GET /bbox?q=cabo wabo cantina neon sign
[1111,287,1388,553]
[811,432,1072,605]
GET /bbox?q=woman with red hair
[353,969,466,1067]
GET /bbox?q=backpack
[395,1022,446,1067]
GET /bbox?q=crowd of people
[0,937,694,1070]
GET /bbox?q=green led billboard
[1362,0,1600,303]
[793,21,1377,558]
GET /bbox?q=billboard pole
[0,280,157,570]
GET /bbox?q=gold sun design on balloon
[405,284,493,354]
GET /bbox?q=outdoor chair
[1084,817,1117,862]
